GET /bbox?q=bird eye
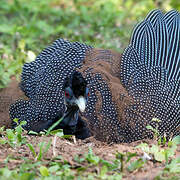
[65,91,70,98]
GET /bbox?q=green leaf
[48,165,59,173]
[154,149,165,162]
[46,117,63,135]
[27,143,36,157]
[86,148,100,165]
[6,129,15,141]
[136,143,150,153]
[126,152,137,163]
[100,165,108,177]
[146,125,158,134]
[172,136,180,145]
[61,135,73,139]
[20,121,27,126]
[0,126,5,133]
[150,145,159,154]
[13,118,19,125]
[28,131,39,135]
[100,159,118,170]
[0,138,7,144]
[165,157,180,173]
[127,158,145,172]
[43,140,52,155]
[49,129,63,136]
[39,166,49,176]
[37,142,44,161]
[151,118,161,123]
[166,146,176,158]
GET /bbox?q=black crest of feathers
[63,71,87,98]
[9,9,180,143]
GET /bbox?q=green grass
[0,0,179,88]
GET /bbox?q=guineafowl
[10,41,92,139]
[9,9,180,143]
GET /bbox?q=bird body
[9,10,180,143]
[10,40,92,136]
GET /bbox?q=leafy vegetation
[0,119,180,179]
[0,119,27,148]
[0,0,179,88]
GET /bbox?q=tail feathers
[129,9,180,81]
[121,46,179,100]
[120,45,147,88]
[130,17,157,67]
[120,44,169,88]
[164,10,180,80]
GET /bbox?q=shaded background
[0,0,179,88]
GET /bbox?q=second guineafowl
[9,9,180,143]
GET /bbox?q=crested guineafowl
[9,9,180,143]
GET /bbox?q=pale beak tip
[75,96,86,112]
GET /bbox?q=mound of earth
[0,77,25,128]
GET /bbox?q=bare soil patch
[0,77,25,128]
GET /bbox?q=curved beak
[75,96,86,112]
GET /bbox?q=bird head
[57,71,89,134]
[63,71,89,112]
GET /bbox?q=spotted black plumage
[120,9,180,142]
[9,10,180,143]
[10,39,92,138]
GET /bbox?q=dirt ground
[0,77,25,128]
[0,79,179,179]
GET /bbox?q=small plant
[137,136,180,179]
[85,147,100,165]
[136,136,180,162]
[138,118,180,164]
[146,117,168,145]
[0,119,27,148]
[115,151,145,173]
[127,158,145,172]
[84,148,145,178]
[27,140,52,161]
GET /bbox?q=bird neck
[61,105,79,128]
